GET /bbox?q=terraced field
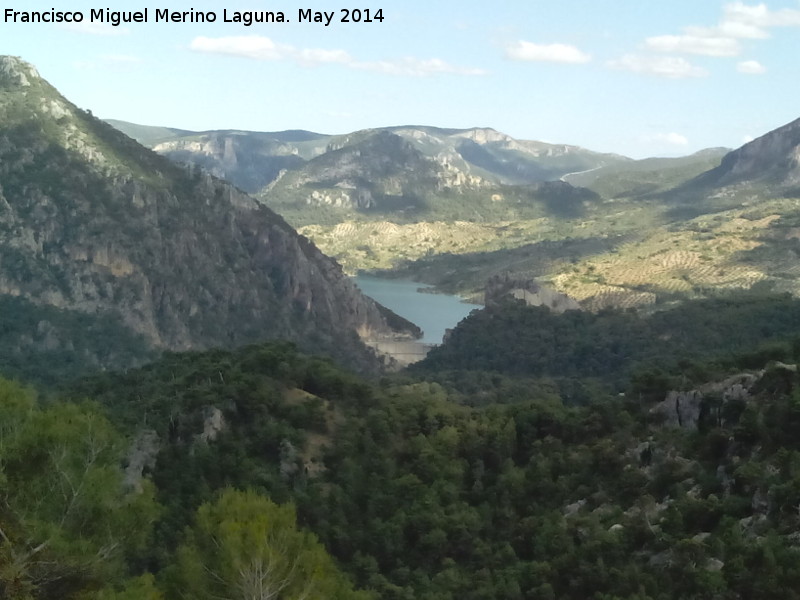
[299,198,668,273]
[298,187,800,312]
[547,204,798,309]
[299,219,552,273]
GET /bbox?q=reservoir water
[354,275,482,344]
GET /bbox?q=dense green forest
[4,294,800,599]
[0,296,155,386]
[415,293,800,399]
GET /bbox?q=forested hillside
[3,293,800,599]
[414,293,800,393]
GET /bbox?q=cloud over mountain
[189,35,486,76]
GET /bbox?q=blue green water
[354,276,482,344]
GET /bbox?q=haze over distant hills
[108,119,630,193]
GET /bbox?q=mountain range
[111,111,797,311]
[110,109,800,222]
[7,54,800,600]
[4,51,800,379]
[108,119,629,193]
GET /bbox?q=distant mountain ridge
[108,119,630,193]
[564,148,730,199]
[0,56,419,376]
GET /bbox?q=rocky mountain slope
[692,116,800,190]
[109,120,628,212]
[0,56,419,376]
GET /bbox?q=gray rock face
[699,116,800,188]
[485,274,580,313]
[198,407,226,444]
[656,390,704,429]
[123,429,160,493]
[705,558,725,572]
[650,372,760,430]
[0,56,38,87]
[152,132,313,194]
[0,56,419,372]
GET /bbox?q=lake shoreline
[354,275,482,344]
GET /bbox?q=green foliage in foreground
[165,490,368,600]
[0,374,364,600]
[0,380,159,599]
[7,294,800,599]
[49,305,800,598]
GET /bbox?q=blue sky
[2,0,799,157]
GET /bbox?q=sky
[1,0,799,158]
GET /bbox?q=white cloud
[644,2,800,59]
[352,57,486,77]
[649,132,690,146]
[723,1,800,29]
[60,21,129,36]
[505,41,591,64]
[737,59,766,74]
[190,36,291,61]
[645,34,741,56]
[743,134,755,143]
[607,54,708,78]
[189,35,485,77]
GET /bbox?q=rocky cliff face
[695,116,800,189]
[0,56,419,373]
[650,372,762,430]
[151,131,318,194]
[484,274,580,313]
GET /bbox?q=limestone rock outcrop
[485,274,580,313]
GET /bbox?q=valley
[5,51,800,600]
[113,115,800,316]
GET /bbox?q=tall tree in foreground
[167,489,369,600]
[0,379,159,600]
